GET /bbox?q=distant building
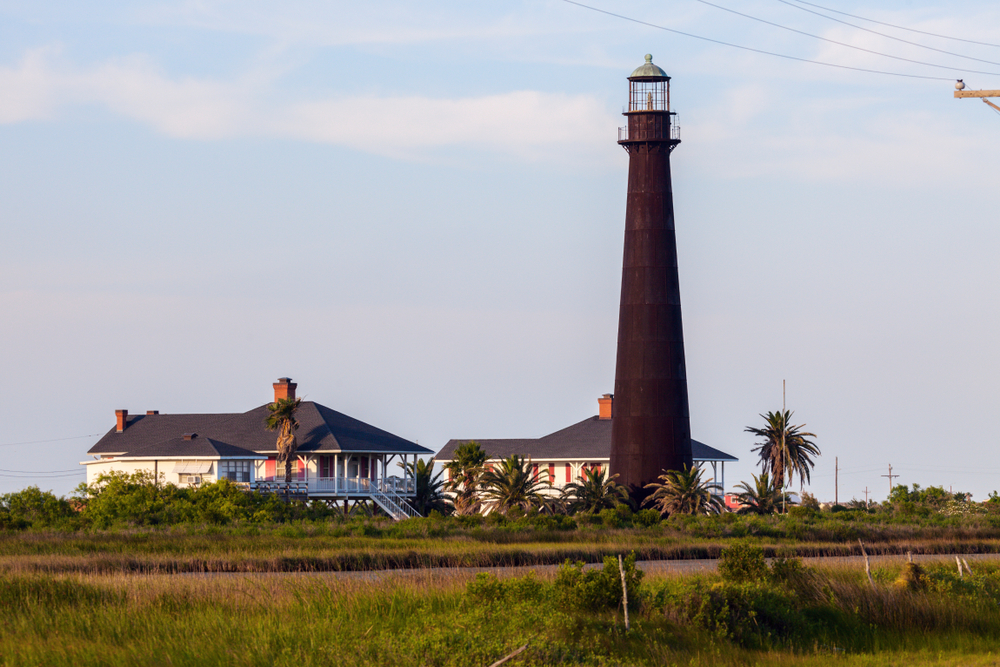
[435,395,737,495]
[81,378,431,519]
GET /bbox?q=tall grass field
[2,554,1000,666]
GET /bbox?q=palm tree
[745,410,820,491]
[443,441,488,516]
[480,455,552,515]
[643,466,724,516]
[733,472,785,515]
[561,468,631,514]
[264,397,302,483]
[401,458,452,516]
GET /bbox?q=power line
[0,468,86,474]
[0,472,84,479]
[561,0,955,81]
[693,0,1000,76]
[0,434,101,448]
[774,0,1000,67]
[786,0,1000,49]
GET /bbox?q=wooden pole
[835,457,838,506]
[858,539,875,588]
[487,644,529,667]
[619,554,630,631]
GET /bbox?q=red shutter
[532,464,539,479]
[594,464,602,475]
[565,464,571,483]
[548,463,555,483]
[297,460,305,480]
[265,459,276,481]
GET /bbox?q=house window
[320,456,332,478]
[219,460,251,483]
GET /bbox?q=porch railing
[249,475,415,496]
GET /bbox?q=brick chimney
[598,394,613,421]
[115,409,128,432]
[146,410,159,415]
[273,377,297,402]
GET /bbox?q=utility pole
[954,80,1000,112]
[782,380,787,514]
[864,487,870,508]
[835,456,838,506]
[881,464,899,499]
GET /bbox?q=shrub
[665,581,801,647]
[466,572,545,603]
[634,508,661,527]
[598,507,623,528]
[717,541,768,584]
[788,506,817,519]
[770,555,805,583]
[0,487,76,528]
[554,553,642,611]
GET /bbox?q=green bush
[664,580,802,647]
[466,571,545,603]
[634,508,661,527]
[0,487,76,528]
[788,506,817,519]
[769,555,805,582]
[598,507,623,528]
[554,553,642,612]
[717,541,768,584]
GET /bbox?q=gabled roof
[435,415,738,463]
[89,401,432,458]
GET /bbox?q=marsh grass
[3,528,1000,576]
[2,559,1000,665]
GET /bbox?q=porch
[249,451,422,520]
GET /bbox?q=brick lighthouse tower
[610,55,693,493]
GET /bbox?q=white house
[82,378,432,519]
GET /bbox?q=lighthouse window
[629,81,668,112]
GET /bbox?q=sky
[2,0,1000,503]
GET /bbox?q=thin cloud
[0,48,618,162]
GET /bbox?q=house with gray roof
[82,378,432,519]
[435,394,737,494]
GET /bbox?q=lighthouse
[609,55,694,494]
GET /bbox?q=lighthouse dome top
[629,54,669,79]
